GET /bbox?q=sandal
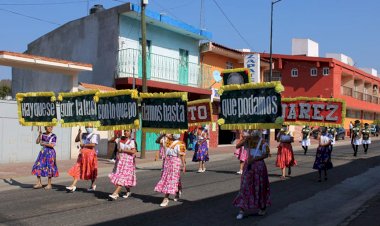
[44,185,52,190]
[33,184,43,189]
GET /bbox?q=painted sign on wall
[187,99,213,126]
[244,53,261,83]
[282,97,346,127]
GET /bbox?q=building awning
[79,82,116,92]
[0,51,92,75]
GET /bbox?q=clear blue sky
[1,0,379,80]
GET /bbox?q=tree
[0,85,11,98]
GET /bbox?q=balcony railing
[117,48,213,89]
[341,85,379,104]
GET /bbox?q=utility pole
[269,0,282,82]
[140,0,148,159]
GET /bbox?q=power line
[211,0,252,49]
[0,8,61,25]
[0,0,88,6]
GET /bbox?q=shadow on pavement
[2,178,33,189]
[94,155,380,226]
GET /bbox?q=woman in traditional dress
[192,127,209,173]
[154,134,186,207]
[313,127,332,182]
[108,130,136,200]
[234,130,249,175]
[32,126,59,189]
[362,123,371,154]
[233,130,271,219]
[276,125,297,179]
[155,132,168,170]
[301,125,311,155]
[66,126,99,192]
[351,120,362,157]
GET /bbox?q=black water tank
[90,4,105,14]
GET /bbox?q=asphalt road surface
[1,141,380,226]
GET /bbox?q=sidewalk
[0,135,369,180]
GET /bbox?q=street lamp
[269,0,282,82]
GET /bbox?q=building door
[179,49,189,85]
[138,39,151,79]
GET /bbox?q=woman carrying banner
[351,120,362,157]
[362,123,371,154]
[108,130,136,200]
[234,130,249,175]
[192,127,209,173]
[32,126,59,189]
[233,130,271,219]
[301,125,311,155]
[66,126,99,192]
[154,134,186,207]
[313,127,332,182]
[276,125,297,180]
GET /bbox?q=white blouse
[165,141,183,157]
[118,139,136,151]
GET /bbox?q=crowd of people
[30,120,374,220]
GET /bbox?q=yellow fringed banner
[141,92,188,132]
[142,128,188,134]
[221,123,282,130]
[187,98,213,127]
[281,97,346,127]
[16,92,58,127]
[58,90,100,128]
[95,89,140,131]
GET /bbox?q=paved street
[1,140,380,226]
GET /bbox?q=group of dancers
[30,119,373,219]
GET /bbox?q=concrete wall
[119,15,200,63]
[12,8,119,95]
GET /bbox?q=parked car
[335,127,346,140]
[370,124,379,136]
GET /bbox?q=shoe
[44,185,52,190]
[33,184,43,189]
[160,198,169,207]
[280,176,286,180]
[236,211,244,220]
[109,159,116,163]
[109,193,119,200]
[258,209,266,216]
[236,170,242,175]
[87,185,96,192]
[66,186,76,192]
[197,169,203,173]
[122,192,131,198]
[202,168,206,172]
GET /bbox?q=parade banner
[95,90,140,130]
[282,97,346,127]
[16,92,58,126]
[218,82,284,130]
[221,68,251,85]
[187,99,213,126]
[57,90,100,127]
[140,92,188,133]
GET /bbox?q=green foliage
[0,85,11,98]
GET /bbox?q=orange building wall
[201,52,244,89]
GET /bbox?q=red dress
[276,134,297,168]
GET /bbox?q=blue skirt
[32,147,59,177]
[313,146,333,170]
[192,142,209,162]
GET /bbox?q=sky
[0,0,380,80]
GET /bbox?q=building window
[226,61,234,69]
[291,68,298,77]
[264,71,281,82]
[310,68,317,76]
[323,67,330,76]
